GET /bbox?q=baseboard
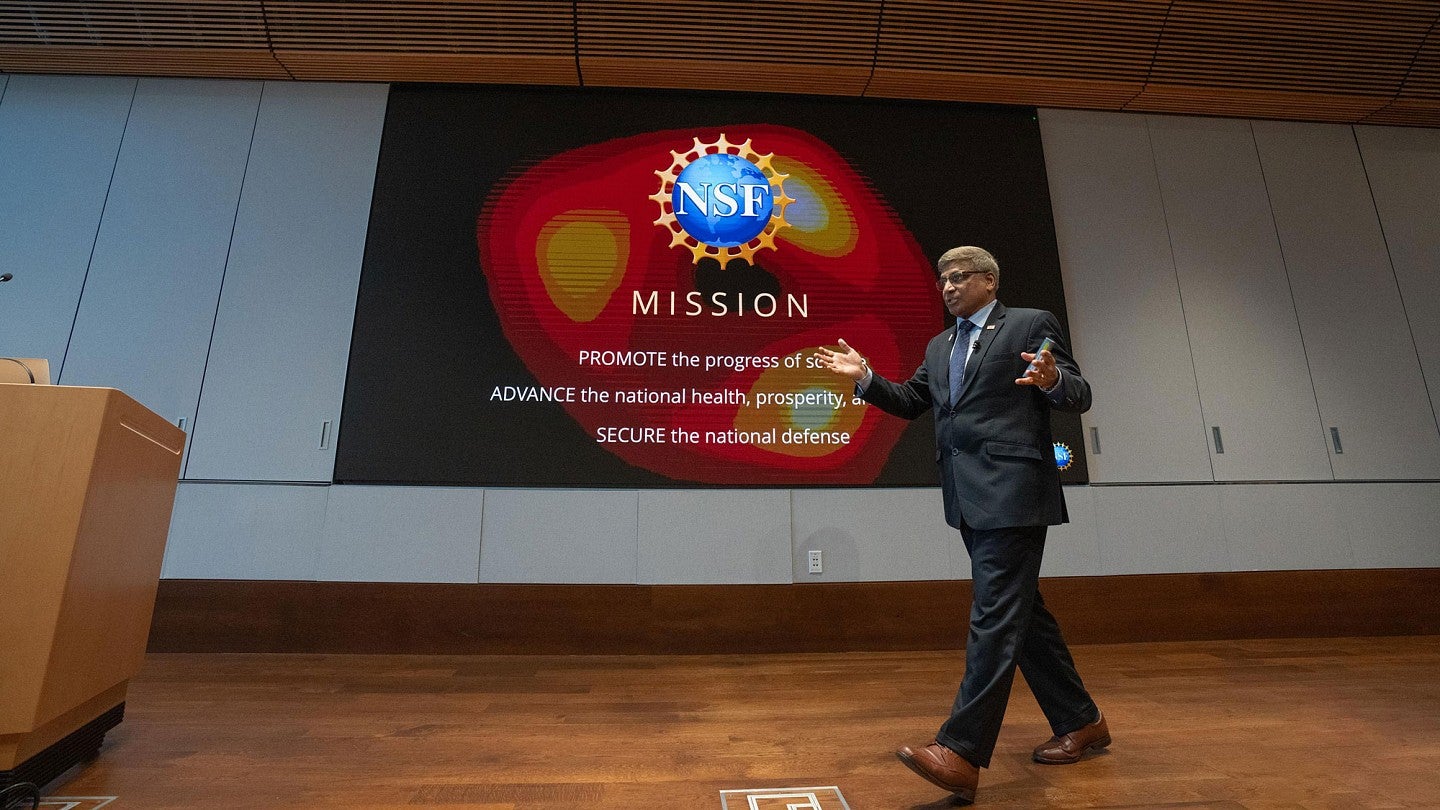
[147,569,1440,655]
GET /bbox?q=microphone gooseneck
[0,357,37,384]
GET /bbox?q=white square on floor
[720,786,851,810]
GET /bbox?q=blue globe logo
[671,153,775,248]
[1054,442,1074,471]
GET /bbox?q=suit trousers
[935,520,1099,768]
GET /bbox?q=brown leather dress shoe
[1032,711,1111,764]
[896,741,978,803]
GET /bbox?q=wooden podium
[0,384,184,791]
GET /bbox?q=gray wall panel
[1355,125,1440,438]
[316,485,484,583]
[790,488,960,582]
[162,482,326,580]
[479,489,639,583]
[1220,483,1353,571]
[1041,485,1103,577]
[160,482,1438,582]
[60,78,262,433]
[0,75,134,366]
[185,82,389,482]
[1148,116,1331,481]
[1093,485,1226,575]
[1252,121,1440,480]
[1039,109,1213,483]
[637,490,791,584]
[1334,483,1440,569]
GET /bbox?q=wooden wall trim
[148,569,1440,655]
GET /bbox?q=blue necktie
[950,319,975,405]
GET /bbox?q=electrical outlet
[807,549,823,574]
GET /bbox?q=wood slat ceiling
[1,0,1437,127]
[577,1,880,95]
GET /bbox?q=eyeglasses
[936,270,989,290]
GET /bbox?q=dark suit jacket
[861,302,1090,531]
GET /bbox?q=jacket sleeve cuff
[1042,369,1064,402]
[855,368,873,396]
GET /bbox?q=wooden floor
[47,636,1440,809]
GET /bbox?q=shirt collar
[961,298,999,332]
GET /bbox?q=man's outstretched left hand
[1016,349,1058,390]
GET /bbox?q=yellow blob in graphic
[772,157,857,257]
[536,210,629,323]
[733,359,865,458]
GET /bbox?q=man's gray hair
[937,246,1000,285]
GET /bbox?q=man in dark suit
[814,246,1110,804]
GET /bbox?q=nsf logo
[651,134,795,264]
[1054,441,1074,471]
[675,153,773,245]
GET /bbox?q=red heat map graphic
[478,125,936,484]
